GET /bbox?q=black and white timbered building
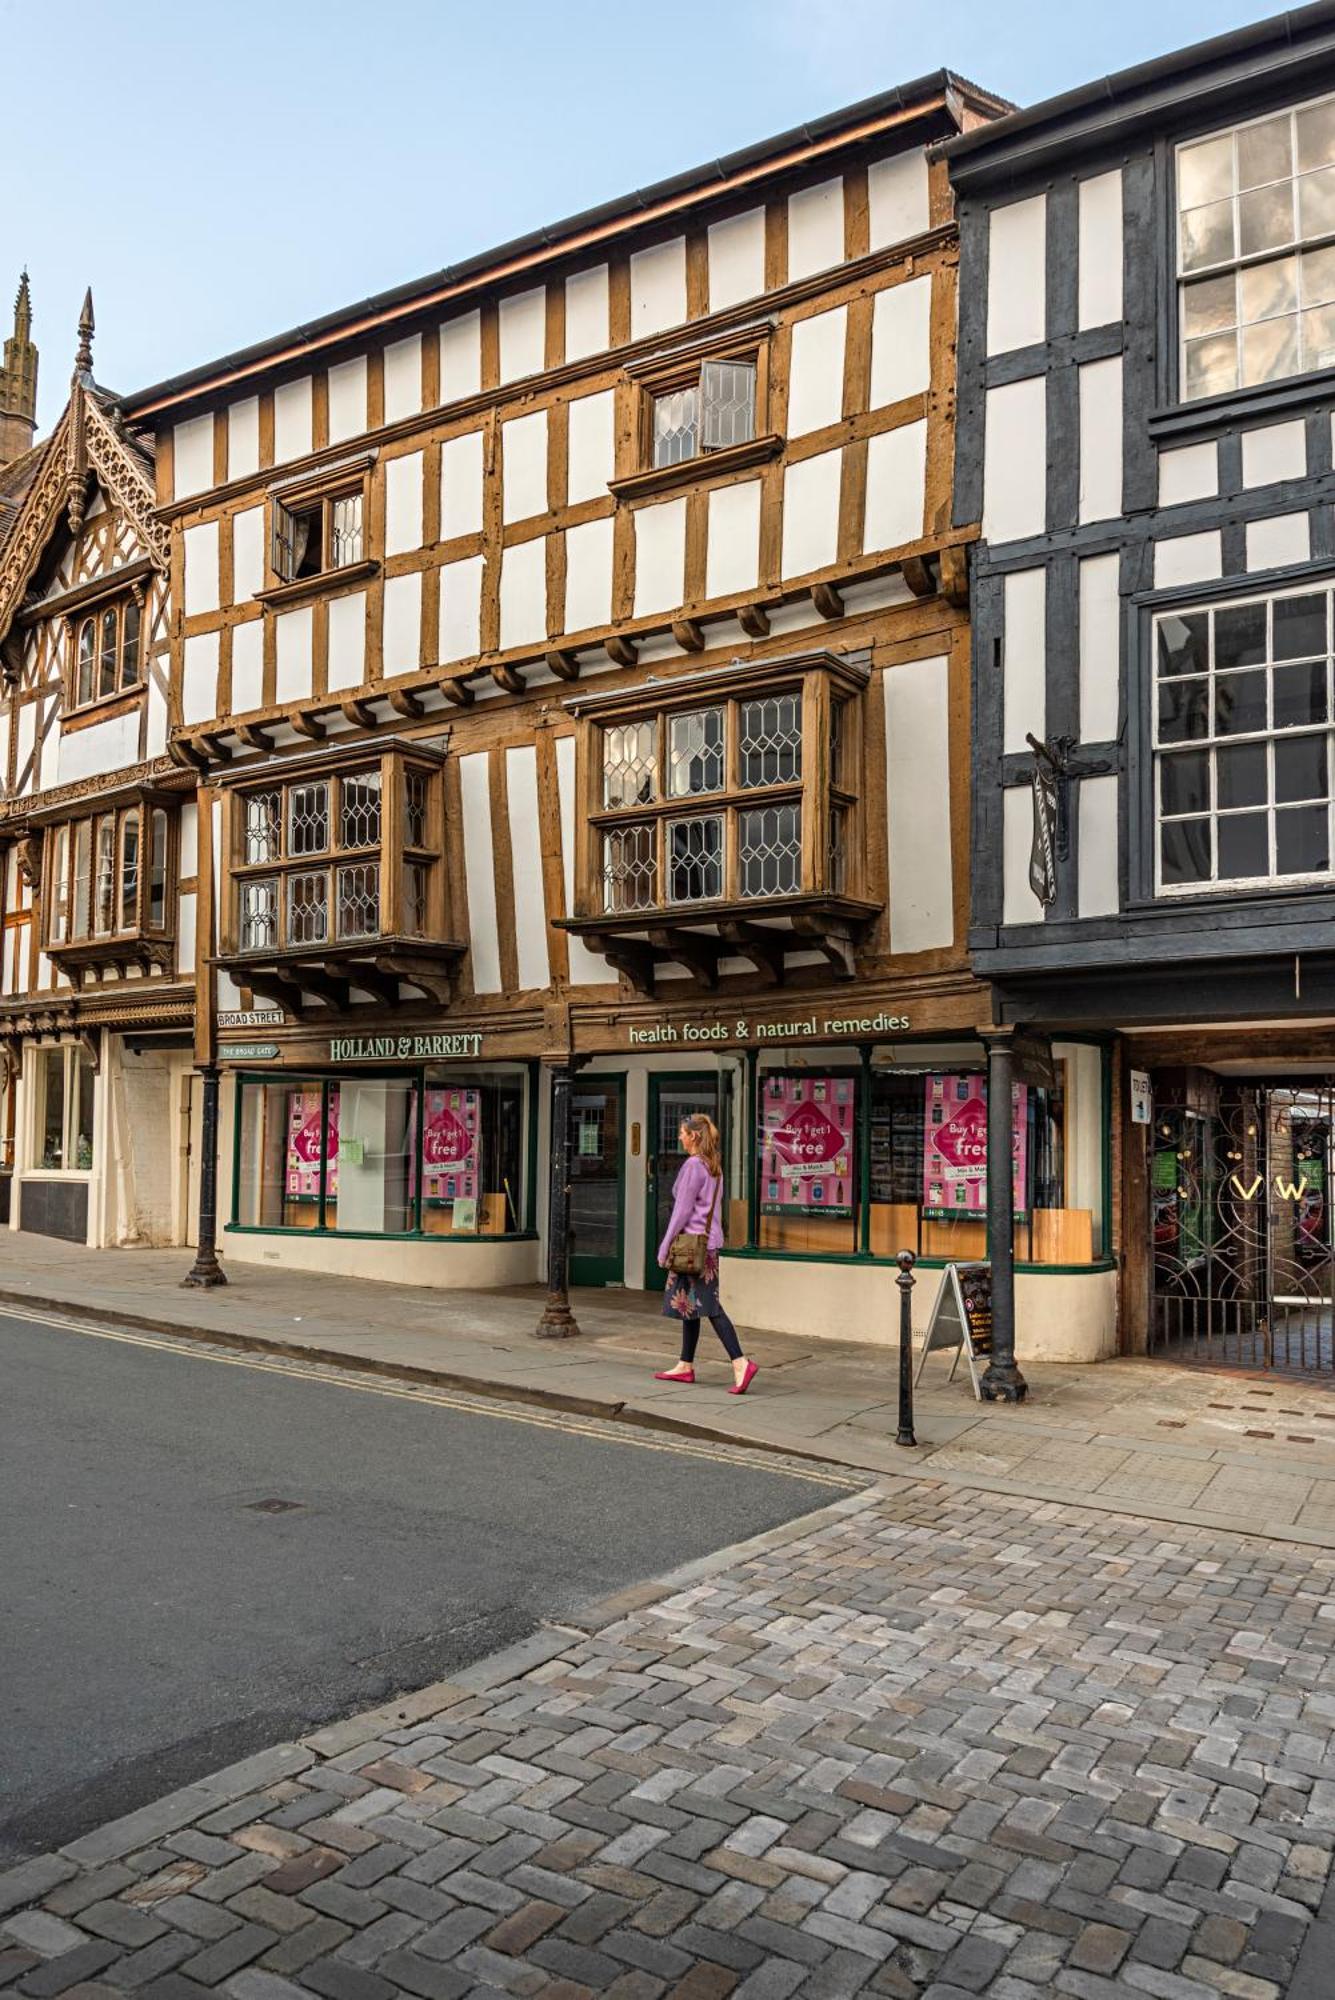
[949,2,1335,1372]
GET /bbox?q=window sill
[225,1223,537,1244]
[1149,366,1335,442]
[608,434,782,503]
[64,685,146,732]
[254,558,379,611]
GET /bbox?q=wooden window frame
[67,588,145,715]
[44,800,174,950]
[572,653,868,923]
[611,322,782,501]
[223,745,445,957]
[258,455,379,608]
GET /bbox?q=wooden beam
[491,662,525,694]
[340,697,378,729]
[194,731,231,763]
[586,931,655,995]
[718,920,784,987]
[792,913,857,980]
[737,603,770,639]
[671,619,705,654]
[544,649,580,682]
[811,581,844,621]
[604,635,637,668]
[901,554,936,599]
[939,544,969,608]
[648,927,719,992]
[436,675,475,707]
[342,962,401,1007]
[234,721,274,752]
[290,708,326,741]
[386,685,424,719]
[172,737,209,771]
[379,952,459,1004]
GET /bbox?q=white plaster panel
[183,521,220,616]
[176,892,197,978]
[563,518,613,632]
[14,703,33,787]
[1003,785,1045,925]
[1077,170,1124,330]
[781,450,842,577]
[439,311,482,402]
[1003,567,1046,755]
[869,275,932,407]
[385,450,424,555]
[326,355,367,445]
[230,621,263,713]
[326,591,366,691]
[706,480,760,600]
[1154,531,1223,587]
[1242,420,1306,487]
[1078,356,1123,525]
[56,709,141,785]
[38,703,58,791]
[787,308,846,436]
[868,149,930,249]
[564,265,609,361]
[502,411,548,523]
[863,420,927,553]
[1247,511,1311,570]
[459,752,501,994]
[274,607,313,703]
[707,208,766,311]
[505,744,550,991]
[555,733,608,984]
[227,399,260,482]
[383,333,423,423]
[182,631,221,726]
[633,498,686,617]
[440,430,484,540]
[983,378,1046,542]
[1079,552,1121,744]
[987,195,1046,355]
[566,391,615,504]
[173,414,213,500]
[179,802,199,878]
[231,506,265,603]
[382,571,423,674]
[439,555,484,662]
[1159,441,1218,505]
[884,655,954,954]
[499,537,548,649]
[630,239,687,339]
[787,178,844,280]
[272,377,313,463]
[1078,776,1120,918]
[499,288,547,383]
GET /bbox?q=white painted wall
[498,288,546,383]
[183,521,220,616]
[382,571,423,673]
[1078,776,1120,918]
[787,178,844,280]
[566,391,614,504]
[1247,512,1310,569]
[459,752,501,993]
[706,480,760,600]
[1003,784,1044,924]
[230,622,263,712]
[884,655,954,953]
[232,506,265,603]
[987,195,1046,354]
[275,606,313,702]
[781,450,841,576]
[1154,531,1222,588]
[564,265,609,361]
[983,378,1046,542]
[1159,441,1217,505]
[56,709,141,784]
[182,631,221,726]
[863,420,926,551]
[439,555,484,661]
[555,734,609,984]
[1242,421,1306,487]
[1003,567,1046,755]
[502,411,548,523]
[272,377,313,463]
[868,149,930,248]
[630,238,687,338]
[439,311,482,402]
[1078,356,1123,525]
[173,414,213,500]
[327,355,367,445]
[440,430,485,540]
[707,208,766,311]
[499,537,547,648]
[505,744,550,990]
[227,400,260,482]
[1078,553,1121,744]
[787,309,846,435]
[633,499,686,616]
[327,590,366,690]
[384,451,424,555]
[870,276,932,406]
[383,334,422,424]
[563,518,613,632]
[1077,170,1124,330]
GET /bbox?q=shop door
[569,1077,625,1287]
[1150,1083,1335,1371]
[645,1073,725,1288]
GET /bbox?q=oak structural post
[182,1064,227,1289]
[536,1060,581,1338]
[980,1030,1027,1401]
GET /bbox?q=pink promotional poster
[759,1073,855,1217]
[921,1074,1028,1219]
[285,1088,339,1203]
[421,1086,481,1205]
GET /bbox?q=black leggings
[680,1310,743,1364]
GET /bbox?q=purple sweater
[658,1155,725,1264]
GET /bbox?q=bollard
[895,1250,917,1448]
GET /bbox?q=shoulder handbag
[667,1167,722,1277]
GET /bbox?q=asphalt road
[0,1308,837,1866]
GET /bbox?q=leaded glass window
[287,870,329,945]
[741,694,802,787]
[604,721,657,807]
[336,862,380,939]
[603,824,657,913]
[288,782,329,857]
[340,773,381,849]
[740,803,801,898]
[668,814,724,903]
[668,707,725,796]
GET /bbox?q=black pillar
[535,1061,580,1338]
[980,1032,1027,1401]
[182,1064,227,1289]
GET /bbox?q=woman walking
[654,1113,757,1394]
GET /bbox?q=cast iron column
[535,1061,580,1338]
[980,1032,1027,1401]
[895,1250,917,1446]
[182,1064,227,1289]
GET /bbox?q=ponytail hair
[682,1112,722,1179]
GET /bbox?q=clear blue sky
[3,0,1273,429]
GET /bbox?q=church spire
[0,269,39,471]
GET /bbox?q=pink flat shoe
[654,1368,695,1384]
[729,1361,759,1396]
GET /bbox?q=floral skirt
[662,1254,722,1321]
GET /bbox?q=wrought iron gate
[1151,1085,1335,1371]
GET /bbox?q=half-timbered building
[0,289,197,1247]
[111,67,1066,1345]
[950,3,1335,1374]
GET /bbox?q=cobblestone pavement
[3,1480,1334,2000]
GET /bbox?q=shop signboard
[220,1043,278,1061]
[921,1075,1028,1220]
[759,1073,855,1217]
[218,1009,284,1029]
[915,1261,993,1401]
[1130,1070,1153,1125]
